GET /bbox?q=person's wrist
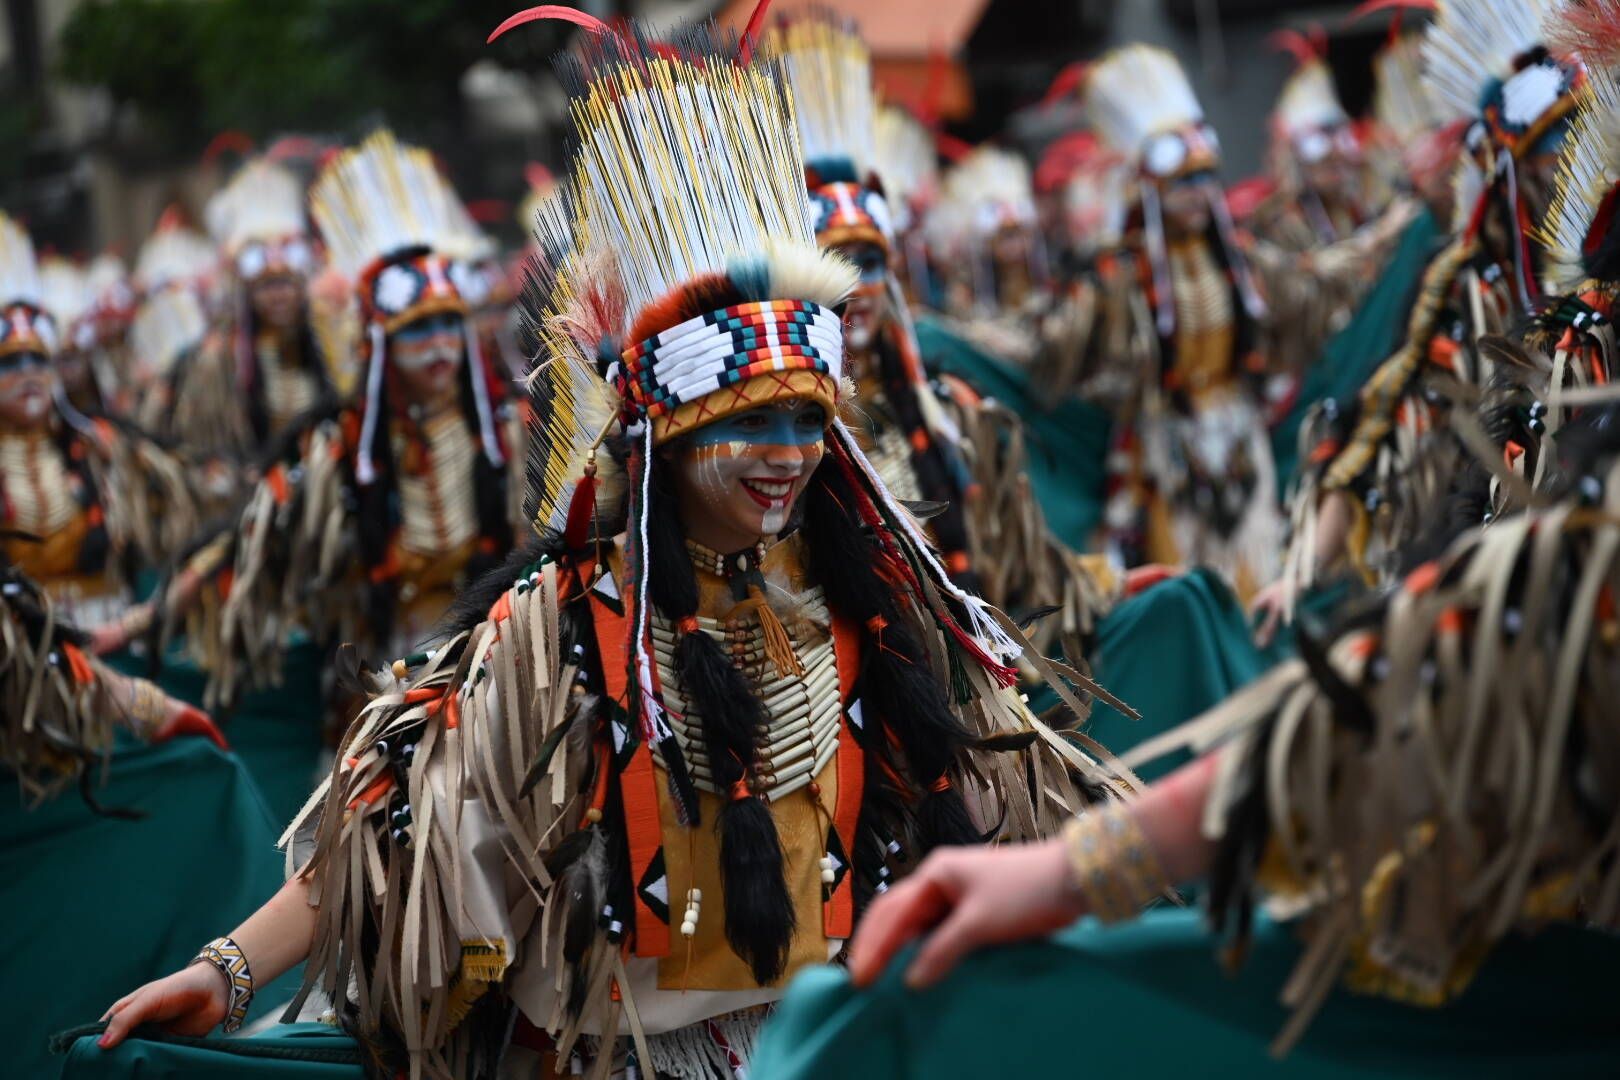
[188,937,254,1032]
[1060,804,1169,924]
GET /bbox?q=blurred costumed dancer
[0,213,198,644]
[1274,0,1585,613]
[99,14,1130,1077]
[165,157,338,466]
[1041,46,1415,596]
[1249,36,1383,252]
[133,131,519,711]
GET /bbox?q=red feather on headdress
[487,4,612,45]
[735,0,775,65]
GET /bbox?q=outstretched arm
[98,875,317,1048]
[848,753,1220,989]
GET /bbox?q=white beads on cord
[680,888,702,938]
[819,854,836,885]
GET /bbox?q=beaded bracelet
[190,936,255,1033]
[1061,805,1168,924]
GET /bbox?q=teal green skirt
[5,737,299,1080]
[752,908,1620,1078]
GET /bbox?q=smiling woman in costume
[96,14,1123,1078]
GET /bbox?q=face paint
[672,400,827,550]
[834,241,891,352]
[390,313,466,405]
[0,353,52,427]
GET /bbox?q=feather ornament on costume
[0,214,43,308]
[1538,9,1620,292]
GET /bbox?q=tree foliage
[56,0,562,155]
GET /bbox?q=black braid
[801,461,979,851]
[644,468,795,985]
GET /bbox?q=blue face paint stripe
[684,405,828,448]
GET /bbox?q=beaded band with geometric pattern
[189,936,255,1033]
[1061,806,1169,924]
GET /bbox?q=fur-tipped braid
[915,786,983,850]
[718,794,798,985]
[647,473,794,977]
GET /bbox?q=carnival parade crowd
[5,0,1620,1076]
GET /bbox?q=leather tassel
[725,585,805,678]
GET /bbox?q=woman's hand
[847,838,1084,991]
[98,963,229,1049]
[1249,577,1291,648]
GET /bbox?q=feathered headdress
[206,158,314,281]
[85,254,135,330]
[310,129,504,484]
[1374,28,1444,148]
[39,257,96,353]
[1539,0,1620,292]
[133,211,218,295]
[1272,59,1356,165]
[1085,45,1218,179]
[130,285,207,381]
[0,214,55,360]
[766,12,893,252]
[0,213,43,310]
[941,146,1037,238]
[1421,0,1579,157]
[873,105,939,233]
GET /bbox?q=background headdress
[0,214,54,359]
[766,12,894,253]
[1085,45,1218,180]
[85,254,136,334]
[129,285,207,383]
[1421,0,1579,157]
[1271,54,1356,168]
[1538,0,1620,292]
[310,129,504,484]
[133,211,218,297]
[206,158,314,281]
[39,257,95,354]
[873,105,939,233]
